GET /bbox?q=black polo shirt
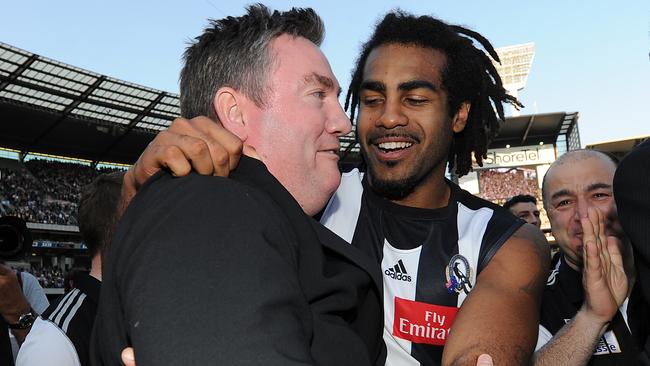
[540,253,646,365]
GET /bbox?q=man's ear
[452,102,471,133]
[214,87,248,140]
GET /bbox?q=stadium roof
[0,42,181,164]
[0,42,358,165]
[586,135,649,159]
[489,111,579,149]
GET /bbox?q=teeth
[378,141,413,150]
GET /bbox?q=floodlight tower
[493,42,535,117]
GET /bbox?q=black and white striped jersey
[38,274,100,366]
[321,169,523,365]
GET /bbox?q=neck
[89,255,102,282]
[563,254,581,272]
[388,167,450,209]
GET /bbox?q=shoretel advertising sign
[478,145,555,169]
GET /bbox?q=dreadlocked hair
[345,11,522,177]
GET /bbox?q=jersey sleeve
[320,168,363,244]
[16,317,81,366]
[535,324,553,350]
[20,272,49,314]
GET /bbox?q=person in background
[504,194,541,228]
[533,150,646,365]
[17,171,124,366]
[0,215,49,365]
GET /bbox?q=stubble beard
[363,145,448,201]
[359,120,453,202]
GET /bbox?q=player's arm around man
[119,116,242,215]
[441,224,550,366]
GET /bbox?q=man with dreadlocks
[318,12,548,365]
[122,10,549,366]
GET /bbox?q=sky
[1,0,648,146]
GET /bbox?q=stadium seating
[0,159,118,226]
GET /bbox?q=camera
[0,216,32,261]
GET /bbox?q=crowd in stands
[478,168,540,202]
[28,267,66,289]
[1,159,546,226]
[0,159,119,226]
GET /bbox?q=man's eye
[313,91,327,99]
[593,193,610,199]
[556,200,571,207]
[405,98,427,105]
[362,97,382,106]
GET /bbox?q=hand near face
[121,116,243,212]
[580,207,628,325]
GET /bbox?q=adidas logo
[384,259,412,282]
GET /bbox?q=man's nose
[326,102,352,136]
[376,100,407,129]
[574,198,590,220]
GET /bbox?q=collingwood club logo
[444,254,473,295]
[385,259,412,282]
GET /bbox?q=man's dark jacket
[91,156,385,365]
[614,139,650,365]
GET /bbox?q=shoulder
[485,223,550,288]
[16,317,81,366]
[111,171,304,278]
[122,172,286,235]
[136,171,271,209]
[508,223,549,252]
[501,224,550,265]
[19,271,43,292]
[19,271,39,284]
[450,183,526,271]
[452,182,520,229]
[42,288,94,335]
[20,272,49,313]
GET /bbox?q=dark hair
[541,149,619,209]
[503,194,537,210]
[346,11,522,177]
[77,171,124,257]
[180,4,324,120]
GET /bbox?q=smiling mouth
[377,141,413,152]
[369,134,419,155]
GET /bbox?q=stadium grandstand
[0,41,180,296]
